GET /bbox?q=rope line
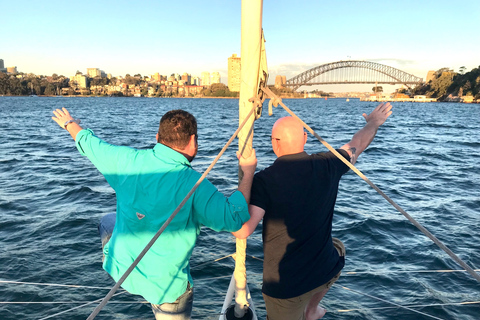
[261,86,480,283]
[191,253,234,269]
[38,291,127,320]
[333,284,445,320]
[344,269,480,275]
[337,300,480,312]
[0,300,147,304]
[0,280,120,290]
[86,104,259,320]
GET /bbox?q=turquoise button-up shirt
[75,129,250,304]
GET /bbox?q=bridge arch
[285,60,423,91]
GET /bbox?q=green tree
[44,83,56,96]
[372,86,383,93]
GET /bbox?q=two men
[233,102,392,319]
[53,101,392,320]
[52,108,257,319]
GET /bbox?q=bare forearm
[349,122,379,154]
[65,123,83,141]
[341,103,392,162]
[237,171,254,204]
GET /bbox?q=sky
[1,0,479,92]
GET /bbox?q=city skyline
[2,0,479,92]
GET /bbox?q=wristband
[63,119,81,130]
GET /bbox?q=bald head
[271,117,307,157]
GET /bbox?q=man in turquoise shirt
[52,108,257,319]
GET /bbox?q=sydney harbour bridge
[283,60,424,91]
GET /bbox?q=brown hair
[157,110,197,149]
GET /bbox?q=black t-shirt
[250,150,350,299]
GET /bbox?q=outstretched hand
[52,107,74,129]
[362,102,393,127]
[52,107,83,140]
[237,149,257,176]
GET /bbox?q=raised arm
[340,102,392,164]
[52,107,83,140]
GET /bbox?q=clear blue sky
[1,0,479,92]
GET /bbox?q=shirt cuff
[75,129,94,155]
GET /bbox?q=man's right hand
[237,149,257,176]
[362,102,393,128]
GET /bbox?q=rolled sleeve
[193,179,250,232]
[75,129,94,156]
[227,190,250,222]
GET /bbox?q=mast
[234,0,263,318]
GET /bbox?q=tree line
[412,66,480,101]
[0,72,240,98]
[0,73,69,96]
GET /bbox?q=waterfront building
[211,72,221,84]
[70,74,87,89]
[181,73,191,85]
[152,73,161,82]
[0,59,6,73]
[228,54,241,92]
[87,68,101,78]
[191,76,201,86]
[201,72,211,86]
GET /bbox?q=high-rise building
[191,77,201,86]
[70,74,88,88]
[211,72,221,84]
[228,54,241,92]
[152,73,161,81]
[201,72,210,86]
[0,59,4,69]
[181,73,191,84]
[87,68,101,78]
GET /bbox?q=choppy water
[0,96,479,320]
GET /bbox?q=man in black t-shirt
[233,102,392,320]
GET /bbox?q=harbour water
[0,96,479,319]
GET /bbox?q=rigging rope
[3,253,477,318]
[38,291,127,320]
[86,104,259,320]
[0,280,119,290]
[261,86,480,283]
[337,300,480,313]
[333,284,445,320]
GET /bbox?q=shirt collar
[153,143,192,167]
[274,151,309,164]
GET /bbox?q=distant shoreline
[1,95,478,103]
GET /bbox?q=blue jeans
[98,213,194,320]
